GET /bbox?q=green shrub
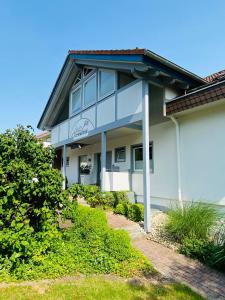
[2,205,155,280]
[114,203,130,216]
[114,203,144,222]
[68,184,100,201]
[68,184,85,199]
[113,191,129,207]
[114,203,126,215]
[179,237,216,264]
[68,185,130,210]
[165,202,219,243]
[128,204,144,222]
[83,185,100,199]
[0,126,67,270]
[100,192,115,208]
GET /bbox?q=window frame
[115,146,126,163]
[70,85,82,116]
[132,142,154,173]
[83,73,97,108]
[98,69,116,100]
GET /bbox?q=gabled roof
[38,48,205,130]
[68,49,146,55]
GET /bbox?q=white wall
[105,172,130,191]
[59,121,69,141]
[179,103,225,206]
[65,122,178,206]
[97,95,115,127]
[117,81,142,119]
[66,147,79,186]
[64,102,225,208]
[131,121,178,204]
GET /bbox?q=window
[118,72,135,89]
[79,155,91,175]
[115,147,126,163]
[132,143,153,173]
[73,71,82,86]
[71,87,82,114]
[83,67,93,77]
[84,75,96,106]
[66,157,70,167]
[99,70,115,98]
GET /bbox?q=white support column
[142,80,151,232]
[101,131,107,191]
[62,144,67,189]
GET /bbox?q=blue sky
[0,0,225,133]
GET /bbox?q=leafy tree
[0,126,65,268]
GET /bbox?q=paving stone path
[107,211,225,300]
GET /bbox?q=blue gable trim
[70,53,202,86]
[70,53,145,63]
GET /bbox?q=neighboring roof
[38,48,205,130]
[166,79,225,115]
[36,131,50,140]
[205,70,225,83]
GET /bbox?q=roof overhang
[166,78,225,115]
[38,49,206,130]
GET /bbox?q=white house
[38,49,225,231]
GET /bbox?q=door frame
[95,151,112,186]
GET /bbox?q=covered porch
[58,81,152,231]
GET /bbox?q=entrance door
[96,151,112,186]
[53,148,62,170]
[78,155,91,183]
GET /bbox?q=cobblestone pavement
[107,211,225,300]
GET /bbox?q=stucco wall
[65,121,178,205]
[179,103,225,206]
[64,103,225,208]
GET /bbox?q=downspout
[166,111,183,211]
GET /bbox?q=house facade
[38,49,225,231]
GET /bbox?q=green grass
[165,202,218,242]
[0,276,205,300]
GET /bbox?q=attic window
[74,71,82,86]
[99,70,115,99]
[83,67,93,77]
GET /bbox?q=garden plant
[0,126,153,280]
[165,202,225,272]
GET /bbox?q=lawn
[0,276,205,300]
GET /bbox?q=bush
[113,191,129,207]
[68,184,85,199]
[100,192,115,208]
[179,237,217,264]
[128,204,144,222]
[68,184,100,201]
[114,203,129,216]
[165,202,219,243]
[0,126,67,270]
[1,205,155,280]
[68,185,130,210]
